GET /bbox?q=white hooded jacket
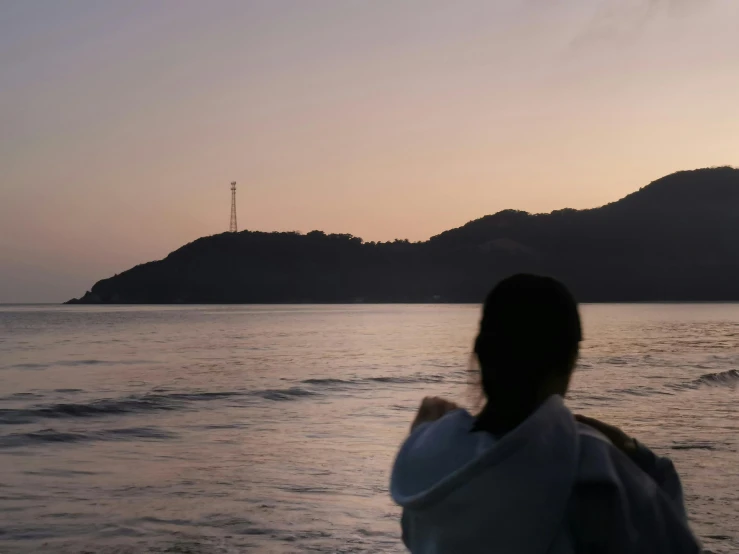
[390,395,700,554]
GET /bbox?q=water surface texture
[0,305,737,553]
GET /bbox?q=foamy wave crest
[692,369,739,387]
[667,369,739,392]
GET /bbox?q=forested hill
[67,167,739,304]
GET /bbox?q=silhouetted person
[390,274,700,553]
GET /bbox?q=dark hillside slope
[68,167,739,303]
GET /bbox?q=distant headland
[67,167,739,304]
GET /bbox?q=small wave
[668,369,739,391]
[0,427,176,448]
[369,376,414,384]
[255,387,318,401]
[254,375,451,401]
[692,369,739,387]
[1,370,457,425]
[301,373,447,390]
[0,398,174,425]
[254,376,449,401]
[5,359,159,371]
[671,442,717,451]
[137,516,194,526]
[603,357,630,366]
[23,468,99,476]
[302,378,352,386]
[356,528,394,538]
[0,391,243,425]
[664,369,739,392]
[611,386,674,397]
[277,485,331,494]
[164,392,242,401]
[0,385,337,424]
[6,363,46,370]
[371,373,447,384]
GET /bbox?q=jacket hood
[390,395,580,554]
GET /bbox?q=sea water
[0,304,736,553]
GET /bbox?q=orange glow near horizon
[2,1,739,301]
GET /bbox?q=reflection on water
[0,304,737,553]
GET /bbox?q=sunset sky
[2,0,738,302]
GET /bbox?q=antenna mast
[229,181,238,233]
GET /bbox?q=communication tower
[229,181,238,233]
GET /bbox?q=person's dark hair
[474,274,581,425]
